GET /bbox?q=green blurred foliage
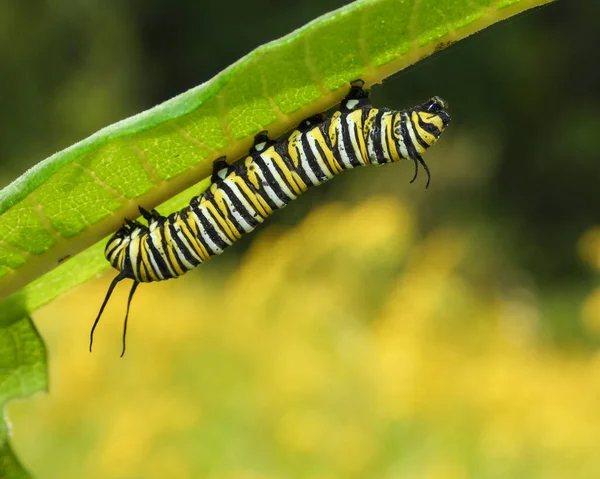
[2,0,600,477]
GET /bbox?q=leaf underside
[0,0,555,476]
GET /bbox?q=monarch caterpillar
[91,80,450,355]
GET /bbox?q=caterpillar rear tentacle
[92,80,451,354]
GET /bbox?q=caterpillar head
[388,97,451,188]
[411,96,451,150]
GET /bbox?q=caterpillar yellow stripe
[92,80,451,355]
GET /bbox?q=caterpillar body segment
[92,81,451,354]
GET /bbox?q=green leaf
[0,0,555,476]
[0,311,46,479]
[0,441,32,479]
[0,0,554,305]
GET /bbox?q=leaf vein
[302,34,330,96]
[0,238,33,258]
[175,127,219,153]
[128,144,163,186]
[7,326,26,397]
[259,69,289,125]
[29,193,62,241]
[408,0,423,52]
[357,4,373,74]
[216,92,236,146]
[74,163,128,203]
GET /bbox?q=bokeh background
[3,0,600,478]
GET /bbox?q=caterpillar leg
[296,113,326,132]
[249,131,275,155]
[123,218,145,232]
[340,78,371,112]
[139,206,163,223]
[211,156,230,183]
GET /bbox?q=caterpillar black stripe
[91,80,451,355]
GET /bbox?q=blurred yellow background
[8,196,600,479]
